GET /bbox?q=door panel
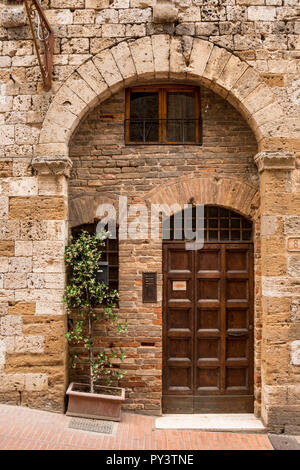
[163,242,254,413]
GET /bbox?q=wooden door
[163,243,254,413]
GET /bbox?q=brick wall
[68,87,260,414]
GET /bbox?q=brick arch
[69,195,117,228]
[145,176,260,221]
[38,35,286,157]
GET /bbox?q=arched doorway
[162,205,254,413]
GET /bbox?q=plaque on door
[173,281,187,291]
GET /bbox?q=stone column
[255,151,300,433]
[0,154,71,412]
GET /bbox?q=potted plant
[64,230,127,421]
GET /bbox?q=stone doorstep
[155,414,266,433]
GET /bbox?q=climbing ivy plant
[63,230,127,394]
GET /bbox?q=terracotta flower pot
[66,382,125,421]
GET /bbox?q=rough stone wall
[0,0,298,428]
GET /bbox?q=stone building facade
[0,0,299,433]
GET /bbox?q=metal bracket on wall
[16,0,54,91]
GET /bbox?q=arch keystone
[129,36,155,80]
[152,34,170,79]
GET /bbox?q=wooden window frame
[125,85,202,145]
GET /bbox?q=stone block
[14,336,44,354]
[39,120,71,145]
[0,222,19,242]
[129,36,155,79]
[261,215,278,236]
[9,197,67,221]
[262,73,285,87]
[152,34,170,79]
[284,217,300,236]
[94,50,123,90]
[0,241,14,257]
[186,38,213,79]
[0,374,25,392]
[202,45,231,82]
[111,41,137,83]
[5,273,27,289]
[153,0,178,23]
[242,83,275,115]
[0,96,13,113]
[32,241,65,257]
[25,374,48,392]
[36,175,67,197]
[291,340,300,365]
[0,315,22,336]
[253,101,284,127]
[0,339,5,370]
[217,54,249,92]
[14,289,64,303]
[8,302,36,316]
[43,103,78,132]
[46,9,73,25]
[230,67,262,102]
[77,60,110,98]
[8,257,32,273]
[101,24,125,37]
[0,126,14,145]
[0,304,8,317]
[35,302,65,316]
[52,85,86,119]
[34,144,69,158]
[85,0,110,8]
[95,9,118,24]
[169,36,186,79]
[0,162,13,178]
[0,6,26,28]
[32,257,65,274]
[1,178,38,197]
[66,72,98,107]
[291,298,300,322]
[248,6,276,21]
[119,8,152,24]
[288,255,300,278]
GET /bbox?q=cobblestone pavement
[0,404,276,450]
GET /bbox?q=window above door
[125,85,202,145]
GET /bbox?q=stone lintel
[31,155,73,178]
[255,152,295,173]
[153,0,178,24]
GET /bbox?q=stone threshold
[155,414,266,433]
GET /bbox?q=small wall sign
[173,281,187,291]
[287,237,300,252]
[142,272,157,303]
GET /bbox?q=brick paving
[0,404,274,450]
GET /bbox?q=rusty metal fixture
[16,0,54,91]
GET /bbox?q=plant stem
[88,308,94,394]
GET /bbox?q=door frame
[162,240,254,414]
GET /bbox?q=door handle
[227,330,247,337]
